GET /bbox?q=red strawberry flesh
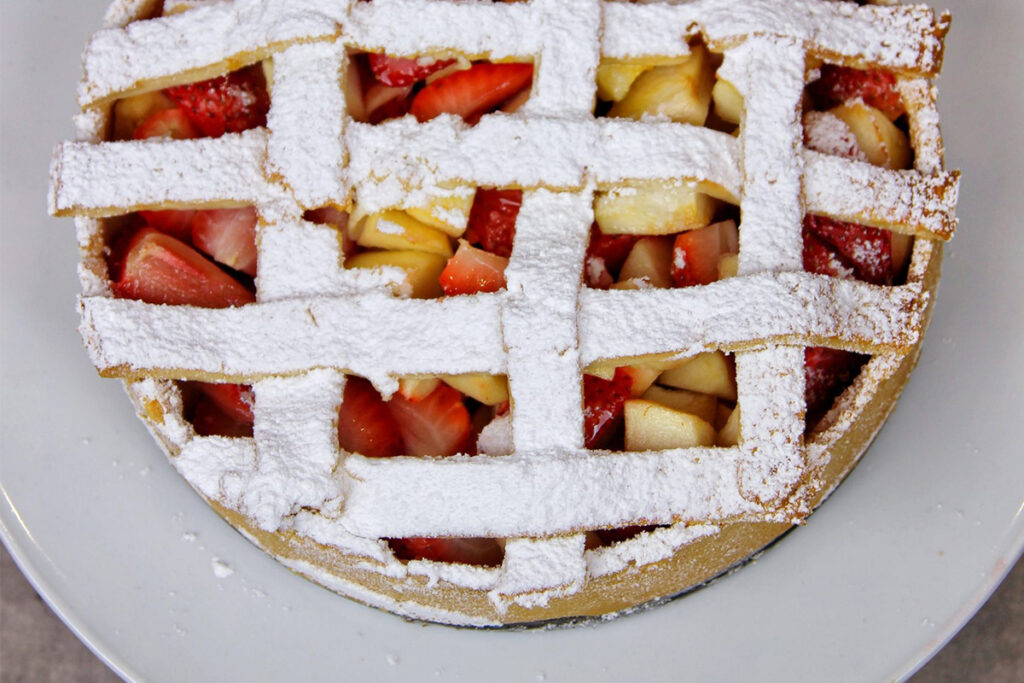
[191,207,259,276]
[585,224,638,288]
[410,62,534,123]
[337,376,405,458]
[388,537,504,566]
[804,214,892,285]
[368,53,456,87]
[464,188,522,258]
[804,347,868,428]
[132,107,199,141]
[583,368,633,449]
[440,241,509,295]
[165,64,270,138]
[808,64,904,120]
[388,383,473,457]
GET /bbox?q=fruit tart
[49,0,959,626]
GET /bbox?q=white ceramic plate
[2,1,1022,680]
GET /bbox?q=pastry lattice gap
[54,0,957,583]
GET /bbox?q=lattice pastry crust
[50,0,959,625]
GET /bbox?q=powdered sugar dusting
[54,0,958,619]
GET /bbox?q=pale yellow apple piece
[829,103,912,170]
[618,237,673,288]
[594,180,718,235]
[717,253,739,280]
[425,55,473,84]
[609,45,714,125]
[398,377,442,402]
[406,190,474,237]
[596,61,651,102]
[657,351,737,401]
[891,232,914,275]
[440,374,509,406]
[585,353,687,379]
[641,385,718,425]
[711,78,743,124]
[355,211,453,258]
[345,250,446,299]
[112,90,177,140]
[624,400,716,451]
[717,405,741,447]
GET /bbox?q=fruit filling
[596,38,739,135]
[583,352,739,452]
[344,187,522,298]
[346,51,534,124]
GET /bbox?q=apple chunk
[406,190,474,238]
[609,45,714,125]
[717,405,740,446]
[657,351,736,401]
[345,249,446,298]
[597,60,651,102]
[440,373,509,406]
[711,78,743,124]
[641,385,718,425]
[624,400,716,451]
[354,211,453,258]
[828,103,911,170]
[595,180,718,236]
[617,236,674,288]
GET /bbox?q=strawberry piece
[804,215,892,285]
[808,64,904,120]
[671,226,723,288]
[368,53,456,87]
[583,368,633,449]
[363,81,414,124]
[165,64,270,138]
[138,209,196,241]
[804,347,868,427]
[388,383,473,457]
[464,188,522,258]
[337,376,405,458]
[132,107,199,140]
[585,224,638,288]
[190,395,254,438]
[191,207,259,276]
[802,230,856,280]
[193,382,254,424]
[303,206,355,255]
[112,228,254,307]
[440,241,509,295]
[388,537,504,566]
[410,62,533,123]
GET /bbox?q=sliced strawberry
[585,224,638,288]
[803,230,857,279]
[388,537,503,566]
[191,207,259,276]
[808,64,904,120]
[303,206,355,255]
[363,81,414,124]
[138,209,196,241]
[440,241,509,295]
[583,368,633,449]
[165,64,270,138]
[132,107,199,140]
[804,215,892,285]
[190,395,254,438]
[671,223,728,288]
[464,188,522,258]
[193,382,254,424]
[804,347,868,427]
[337,376,405,458]
[388,383,473,457]
[112,228,255,307]
[368,53,456,87]
[410,62,534,123]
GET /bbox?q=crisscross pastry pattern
[50,0,959,625]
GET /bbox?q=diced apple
[609,45,714,125]
[624,400,716,451]
[345,249,446,298]
[618,236,673,288]
[585,353,686,379]
[406,190,475,237]
[398,377,442,402]
[712,78,744,124]
[657,351,736,401]
[113,90,177,140]
[355,211,453,258]
[595,180,718,235]
[439,374,509,406]
[641,385,718,425]
[829,103,912,170]
[596,61,651,102]
[717,405,740,446]
[717,253,739,279]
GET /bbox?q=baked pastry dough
[50,0,958,626]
